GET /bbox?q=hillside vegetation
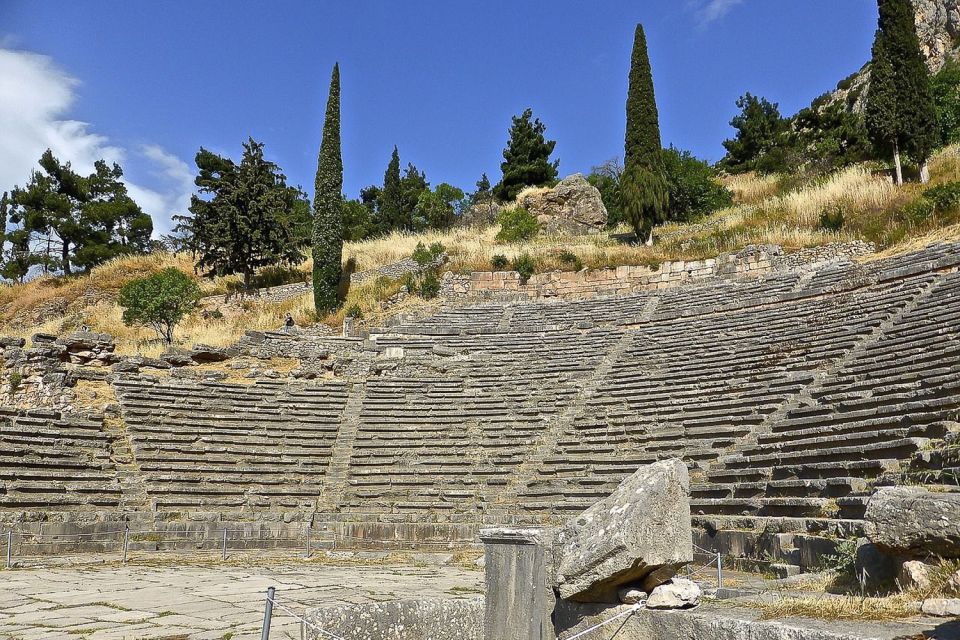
[4,145,960,356]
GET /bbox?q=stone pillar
[479,526,555,640]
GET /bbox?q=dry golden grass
[750,593,919,622]
[723,172,781,205]
[71,378,118,414]
[751,558,960,622]
[776,166,899,226]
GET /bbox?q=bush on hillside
[511,253,536,284]
[924,181,960,211]
[411,241,446,266]
[898,198,936,227]
[662,146,733,222]
[818,205,846,232]
[118,267,201,344]
[496,207,539,243]
[490,254,509,270]
[556,249,583,271]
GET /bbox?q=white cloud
[0,47,193,237]
[691,0,744,27]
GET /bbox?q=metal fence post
[716,553,723,590]
[122,526,129,564]
[304,525,311,559]
[261,586,275,640]
[222,529,228,561]
[5,531,11,569]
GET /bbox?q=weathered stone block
[554,459,692,602]
[865,486,960,558]
[480,527,555,640]
[646,577,701,609]
[898,560,933,591]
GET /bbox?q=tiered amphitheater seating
[699,270,960,520]
[340,328,624,515]
[515,275,933,513]
[0,408,122,509]
[9,242,958,565]
[113,378,349,512]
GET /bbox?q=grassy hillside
[4,145,960,356]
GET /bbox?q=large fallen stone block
[864,486,960,558]
[554,459,692,602]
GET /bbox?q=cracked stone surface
[0,558,483,639]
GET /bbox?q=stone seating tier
[3,243,960,570]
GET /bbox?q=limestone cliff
[830,0,959,113]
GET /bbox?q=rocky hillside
[830,0,960,113]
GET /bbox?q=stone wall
[440,245,782,301]
[200,281,312,308]
[351,254,446,285]
[304,598,483,640]
[440,242,875,302]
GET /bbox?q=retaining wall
[440,242,875,302]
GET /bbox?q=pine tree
[866,0,938,184]
[379,146,403,232]
[5,150,152,275]
[186,139,306,289]
[620,23,668,243]
[493,108,558,202]
[312,63,344,314]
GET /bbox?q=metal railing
[686,541,723,589]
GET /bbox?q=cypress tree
[621,24,668,243]
[312,63,344,314]
[379,146,403,232]
[866,0,938,184]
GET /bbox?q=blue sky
[1,1,878,235]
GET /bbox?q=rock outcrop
[553,459,692,602]
[516,174,607,235]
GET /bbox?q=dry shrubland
[5,145,960,355]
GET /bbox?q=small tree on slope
[621,23,669,243]
[313,63,344,314]
[493,108,559,202]
[865,0,938,184]
[118,268,200,344]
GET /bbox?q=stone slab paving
[0,557,483,640]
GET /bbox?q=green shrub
[924,181,960,212]
[557,250,583,271]
[820,539,860,589]
[428,242,446,259]
[490,254,509,270]
[204,309,224,321]
[661,146,734,222]
[818,205,846,232]
[495,207,539,243]
[252,265,308,289]
[345,303,363,319]
[899,198,936,226]
[418,270,441,299]
[511,253,536,285]
[8,371,22,398]
[118,268,201,344]
[411,242,433,266]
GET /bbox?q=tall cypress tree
[865,0,938,184]
[620,24,668,243]
[379,146,403,232]
[312,63,344,313]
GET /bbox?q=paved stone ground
[0,555,484,640]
